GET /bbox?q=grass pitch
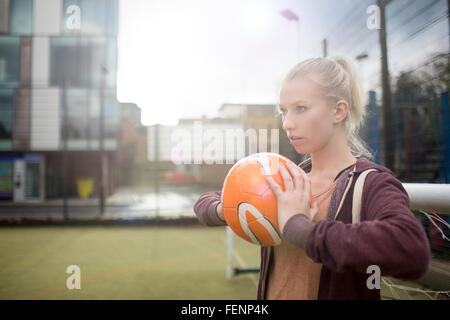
[0,226,443,300]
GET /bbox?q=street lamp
[99,64,108,216]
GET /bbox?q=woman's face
[278,76,338,155]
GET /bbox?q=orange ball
[221,152,297,246]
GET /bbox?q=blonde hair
[282,56,373,160]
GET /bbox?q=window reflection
[50,37,117,88]
[63,89,117,150]
[62,0,118,35]
[0,89,13,150]
[10,0,32,35]
[0,37,20,88]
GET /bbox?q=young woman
[193,57,430,300]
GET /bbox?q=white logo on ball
[238,202,281,245]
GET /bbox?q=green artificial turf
[0,226,259,300]
[0,226,445,300]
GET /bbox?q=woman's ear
[333,100,349,124]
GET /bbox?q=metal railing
[403,183,450,213]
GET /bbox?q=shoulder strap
[351,169,378,224]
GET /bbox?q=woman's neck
[309,132,357,180]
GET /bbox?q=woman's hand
[264,161,318,233]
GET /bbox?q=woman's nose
[282,112,295,132]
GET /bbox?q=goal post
[226,226,260,279]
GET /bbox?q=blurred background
[0,0,449,299]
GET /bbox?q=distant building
[218,103,278,152]
[0,0,119,201]
[120,102,143,128]
[146,103,302,188]
[116,102,147,186]
[219,103,302,163]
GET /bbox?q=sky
[117,0,428,125]
[116,0,368,126]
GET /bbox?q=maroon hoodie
[193,157,430,300]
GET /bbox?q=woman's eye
[295,105,307,113]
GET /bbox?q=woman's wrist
[279,210,310,234]
[216,202,225,222]
[282,213,315,249]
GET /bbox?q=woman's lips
[289,136,305,145]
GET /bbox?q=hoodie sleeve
[282,171,431,280]
[193,191,227,227]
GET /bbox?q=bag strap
[351,169,378,224]
[334,167,378,222]
[334,165,357,220]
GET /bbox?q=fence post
[368,90,381,164]
[441,91,450,183]
[226,226,234,279]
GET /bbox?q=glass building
[0,0,119,201]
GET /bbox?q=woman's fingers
[298,167,311,202]
[264,174,282,197]
[287,162,311,204]
[278,164,294,191]
[264,162,311,201]
[286,161,303,190]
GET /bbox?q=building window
[50,37,117,89]
[0,37,20,88]
[62,0,118,36]
[0,160,13,200]
[10,0,33,35]
[61,89,117,150]
[87,89,118,149]
[64,89,90,148]
[0,0,10,33]
[0,89,14,150]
